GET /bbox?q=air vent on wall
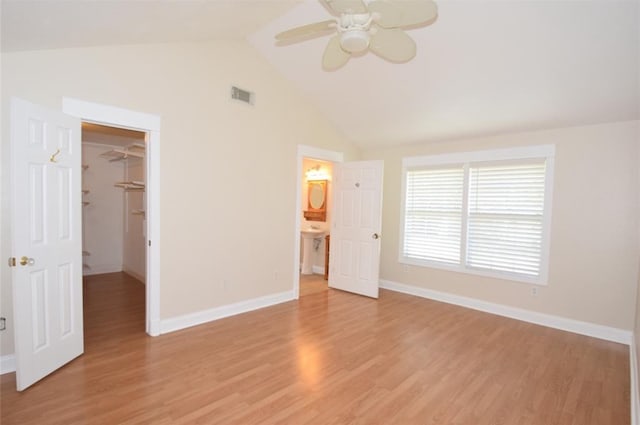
[231,86,255,105]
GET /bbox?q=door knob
[19,256,35,266]
[372,233,380,240]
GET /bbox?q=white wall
[363,120,640,330]
[0,40,358,356]
[81,143,125,275]
[122,151,146,282]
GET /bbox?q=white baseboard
[149,320,161,337]
[379,279,632,345]
[631,335,639,425]
[1,354,16,375]
[83,264,122,276]
[160,290,295,334]
[299,266,324,276]
[122,269,145,283]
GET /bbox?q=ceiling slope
[1,0,300,52]
[2,0,638,147]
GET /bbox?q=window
[404,166,464,264]
[400,145,555,284]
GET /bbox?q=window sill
[398,256,548,286]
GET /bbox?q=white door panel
[329,160,383,299]
[11,98,83,391]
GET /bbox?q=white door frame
[62,98,161,336]
[293,145,343,298]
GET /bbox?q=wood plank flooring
[0,272,630,424]
[299,273,328,297]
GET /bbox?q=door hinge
[148,240,151,247]
[8,257,16,267]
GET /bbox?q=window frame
[399,145,555,285]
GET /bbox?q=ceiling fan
[275,0,438,70]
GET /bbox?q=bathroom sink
[301,228,324,238]
[300,228,325,275]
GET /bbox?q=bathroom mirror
[309,182,325,209]
[304,180,327,222]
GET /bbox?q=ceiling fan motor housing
[338,13,372,53]
[340,30,370,52]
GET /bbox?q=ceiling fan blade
[275,20,336,41]
[322,34,351,70]
[325,0,368,14]
[369,0,438,28]
[368,0,402,27]
[369,28,416,62]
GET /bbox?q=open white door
[10,98,84,391]
[329,160,384,298]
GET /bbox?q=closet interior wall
[122,150,146,282]
[82,143,124,275]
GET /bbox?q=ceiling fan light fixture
[275,0,439,69]
[340,30,370,53]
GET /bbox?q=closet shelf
[128,142,146,152]
[100,148,145,162]
[115,181,145,191]
[131,209,145,216]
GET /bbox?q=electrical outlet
[531,287,538,296]
[0,317,6,331]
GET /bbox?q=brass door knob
[20,256,35,266]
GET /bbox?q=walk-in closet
[81,123,147,323]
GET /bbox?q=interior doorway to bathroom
[293,146,344,299]
[299,158,333,297]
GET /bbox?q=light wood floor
[0,272,629,424]
[299,273,328,297]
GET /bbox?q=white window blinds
[401,145,553,284]
[404,167,464,264]
[467,161,546,277]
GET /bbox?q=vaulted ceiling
[0,0,300,51]
[2,0,638,148]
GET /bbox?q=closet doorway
[81,123,147,331]
[63,97,161,336]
